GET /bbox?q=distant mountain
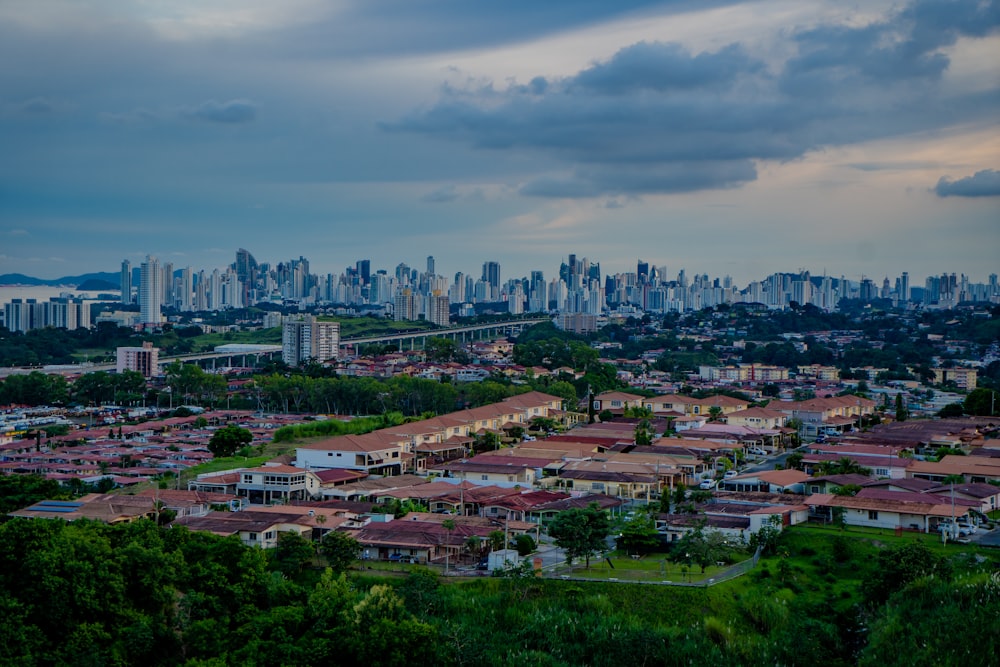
[0,272,121,287]
[77,278,120,291]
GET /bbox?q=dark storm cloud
[935,169,1000,198]
[389,0,1000,198]
[183,99,258,124]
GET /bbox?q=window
[248,532,257,541]
[868,510,879,520]
[481,475,488,481]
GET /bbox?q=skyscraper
[139,255,162,326]
[120,259,132,305]
[426,256,435,275]
[482,261,500,299]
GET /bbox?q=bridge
[339,318,549,352]
[0,317,549,377]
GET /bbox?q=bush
[514,534,537,557]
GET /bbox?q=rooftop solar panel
[35,506,79,513]
[36,500,83,507]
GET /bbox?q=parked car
[699,479,716,490]
[724,470,738,479]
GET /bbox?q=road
[742,443,807,474]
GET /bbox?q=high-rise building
[120,260,132,305]
[426,256,435,275]
[426,292,450,326]
[356,259,371,285]
[116,342,160,377]
[139,255,163,326]
[282,316,340,366]
[179,267,193,311]
[394,288,418,321]
[482,261,501,297]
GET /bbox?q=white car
[699,479,716,490]
[724,470,738,479]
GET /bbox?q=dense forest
[0,513,996,666]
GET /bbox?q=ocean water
[0,286,121,307]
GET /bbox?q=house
[236,463,320,504]
[720,469,811,494]
[539,460,659,500]
[9,493,157,524]
[173,510,312,548]
[591,391,645,415]
[802,474,872,496]
[925,483,1000,514]
[295,431,409,476]
[431,455,540,487]
[724,407,788,430]
[526,494,627,525]
[775,395,877,438]
[805,492,969,533]
[907,455,1000,484]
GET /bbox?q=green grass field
[565,554,738,582]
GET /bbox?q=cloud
[20,97,53,114]
[573,42,761,94]
[935,169,1000,197]
[7,228,29,236]
[421,185,460,203]
[388,0,1000,198]
[98,107,159,124]
[182,99,257,124]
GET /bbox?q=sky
[1,0,998,287]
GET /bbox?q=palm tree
[442,519,456,571]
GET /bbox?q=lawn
[561,553,745,583]
[785,522,989,556]
[187,328,283,353]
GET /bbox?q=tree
[861,541,952,607]
[617,514,660,555]
[672,525,732,573]
[320,531,361,573]
[818,457,871,477]
[937,402,965,417]
[633,419,654,446]
[547,503,610,568]
[964,388,998,416]
[273,531,315,577]
[207,425,253,458]
[894,394,908,421]
[442,519,456,571]
[513,534,536,557]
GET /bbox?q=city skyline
[1,1,998,284]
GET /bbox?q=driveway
[968,525,1000,548]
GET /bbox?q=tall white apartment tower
[282,316,340,366]
[139,255,163,326]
